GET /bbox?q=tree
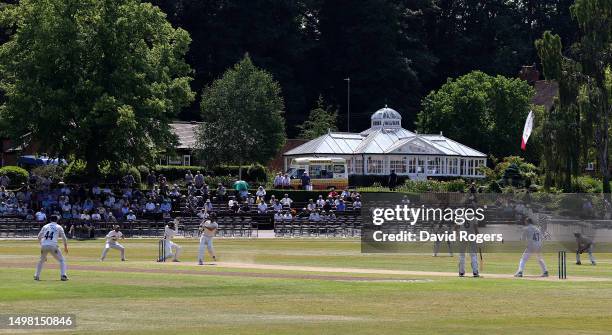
[297,95,338,139]
[197,55,286,177]
[416,71,535,158]
[150,0,311,132]
[0,0,194,178]
[314,0,436,132]
[536,0,611,192]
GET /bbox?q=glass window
[334,164,345,173]
[390,158,406,174]
[367,158,384,174]
[407,157,416,173]
[354,159,363,174]
[417,157,425,173]
[448,158,458,175]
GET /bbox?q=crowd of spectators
[0,168,362,224]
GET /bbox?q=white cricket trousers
[458,241,478,275]
[35,245,66,277]
[162,240,182,261]
[198,236,216,262]
[101,242,125,260]
[517,246,547,273]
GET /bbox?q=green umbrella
[233,180,249,191]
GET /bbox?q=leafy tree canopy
[0,0,195,177]
[197,54,286,173]
[297,95,338,139]
[416,71,534,158]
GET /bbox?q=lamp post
[344,77,350,132]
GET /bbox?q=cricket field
[1,238,611,334]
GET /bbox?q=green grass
[0,238,611,334]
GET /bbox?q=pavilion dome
[371,106,402,129]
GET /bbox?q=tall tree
[0,0,194,177]
[426,0,576,87]
[150,0,311,132]
[417,71,535,158]
[536,0,611,192]
[197,55,286,177]
[297,95,338,139]
[314,0,436,132]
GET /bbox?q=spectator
[328,188,338,198]
[35,209,47,223]
[91,211,102,222]
[326,210,336,221]
[281,194,293,207]
[169,185,181,198]
[274,211,283,221]
[80,210,91,222]
[316,195,325,207]
[239,201,250,213]
[197,208,209,220]
[92,184,102,197]
[309,210,321,222]
[229,199,240,213]
[353,197,362,210]
[336,199,346,212]
[388,169,398,191]
[469,182,477,194]
[145,200,156,213]
[301,172,311,190]
[83,197,94,212]
[256,186,266,198]
[146,171,156,189]
[216,184,227,202]
[257,201,268,214]
[340,188,350,200]
[119,201,130,215]
[273,173,283,188]
[126,211,136,221]
[59,183,71,196]
[194,171,205,188]
[204,199,213,212]
[307,199,316,211]
[281,174,291,189]
[184,170,194,186]
[272,200,282,212]
[323,198,333,211]
[123,173,135,188]
[160,200,171,213]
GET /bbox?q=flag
[521,110,534,151]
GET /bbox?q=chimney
[518,64,540,85]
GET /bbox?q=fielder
[159,219,182,262]
[433,221,453,257]
[514,217,548,277]
[100,225,126,261]
[574,232,596,265]
[457,218,479,277]
[198,216,218,265]
[34,215,68,281]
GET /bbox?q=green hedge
[64,160,142,184]
[0,166,29,187]
[31,165,65,181]
[154,164,267,183]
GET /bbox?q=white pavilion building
[283,107,487,179]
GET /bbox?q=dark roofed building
[160,121,202,166]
